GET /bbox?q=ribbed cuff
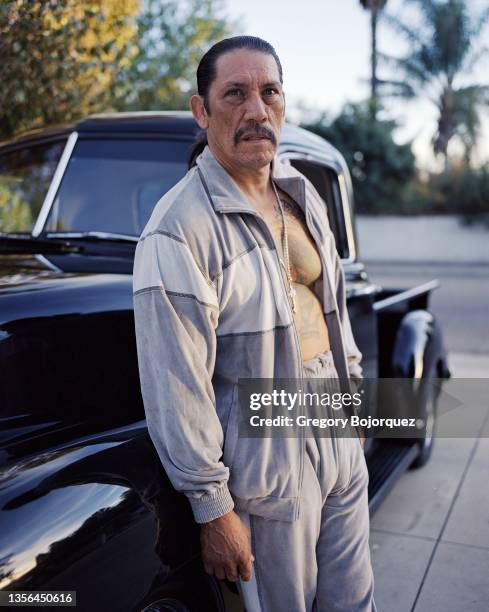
[187,485,235,524]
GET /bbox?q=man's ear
[190,94,209,129]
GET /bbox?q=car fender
[392,309,450,380]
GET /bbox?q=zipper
[211,202,306,371]
[251,210,305,521]
[250,213,302,368]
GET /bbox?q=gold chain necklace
[271,180,297,313]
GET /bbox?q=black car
[0,112,450,612]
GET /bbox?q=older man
[133,35,376,611]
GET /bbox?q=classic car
[0,112,450,611]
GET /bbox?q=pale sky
[224,0,489,171]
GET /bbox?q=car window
[43,138,192,236]
[0,140,66,233]
[288,159,350,259]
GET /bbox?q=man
[133,35,376,611]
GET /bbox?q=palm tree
[359,0,388,120]
[380,0,489,170]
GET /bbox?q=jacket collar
[195,144,306,214]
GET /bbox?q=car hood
[0,249,135,286]
[0,252,135,320]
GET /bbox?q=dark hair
[197,35,283,112]
[189,35,283,168]
[188,129,208,169]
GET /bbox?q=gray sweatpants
[236,350,377,612]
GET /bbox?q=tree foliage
[427,163,489,220]
[0,0,235,139]
[112,0,233,111]
[379,0,489,167]
[301,102,417,214]
[0,0,140,139]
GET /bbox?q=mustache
[234,124,277,145]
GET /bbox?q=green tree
[380,0,489,169]
[111,0,234,111]
[302,101,417,214]
[0,0,140,140]
[0,185,33,232]
[428,162,489,220]
[359,0,388,120]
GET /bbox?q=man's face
[191,49,285,171]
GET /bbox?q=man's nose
[243,91,268,122]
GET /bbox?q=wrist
[200,509,235,530]
[188,484,234,524]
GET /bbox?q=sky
[223,0,489,171]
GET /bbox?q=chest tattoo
[272,192,305,224]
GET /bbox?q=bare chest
[261,191,322,286]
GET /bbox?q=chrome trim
[373,280,440,312]
[347,284,383,299]
[32,131,78,237]
[34,254,63,273]
[337,172,356,263]
[278,149,357,264]
[45,231,138,242]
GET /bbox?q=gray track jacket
[132,144,363,524]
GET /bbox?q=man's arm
[133,230,233,520]
[132,229,253,580]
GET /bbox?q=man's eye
[263,88,278,96]
[227,89,243,97]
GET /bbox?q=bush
[301,101,489,225]
[428,165,489,224]
[301,102,417,214]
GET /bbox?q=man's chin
[236,141,276,167]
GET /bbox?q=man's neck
[207,142,273,204]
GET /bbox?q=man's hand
[200,510,255,582]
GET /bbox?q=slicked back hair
[189,36,283,168]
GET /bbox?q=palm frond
[462,46,489,75]
[471,5,489,39]
[454,84,489,107]
[380,12,425,47]
[376,79,417,99]
[432,1,472,80]
[405,0,438,25]
[378,50,431,85]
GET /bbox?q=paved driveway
[367,263,489,612]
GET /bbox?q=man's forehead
[214,50,281,86]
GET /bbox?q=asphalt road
[365,262,489,357]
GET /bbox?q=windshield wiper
[44,231,138,243]
[0,233,82,254]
